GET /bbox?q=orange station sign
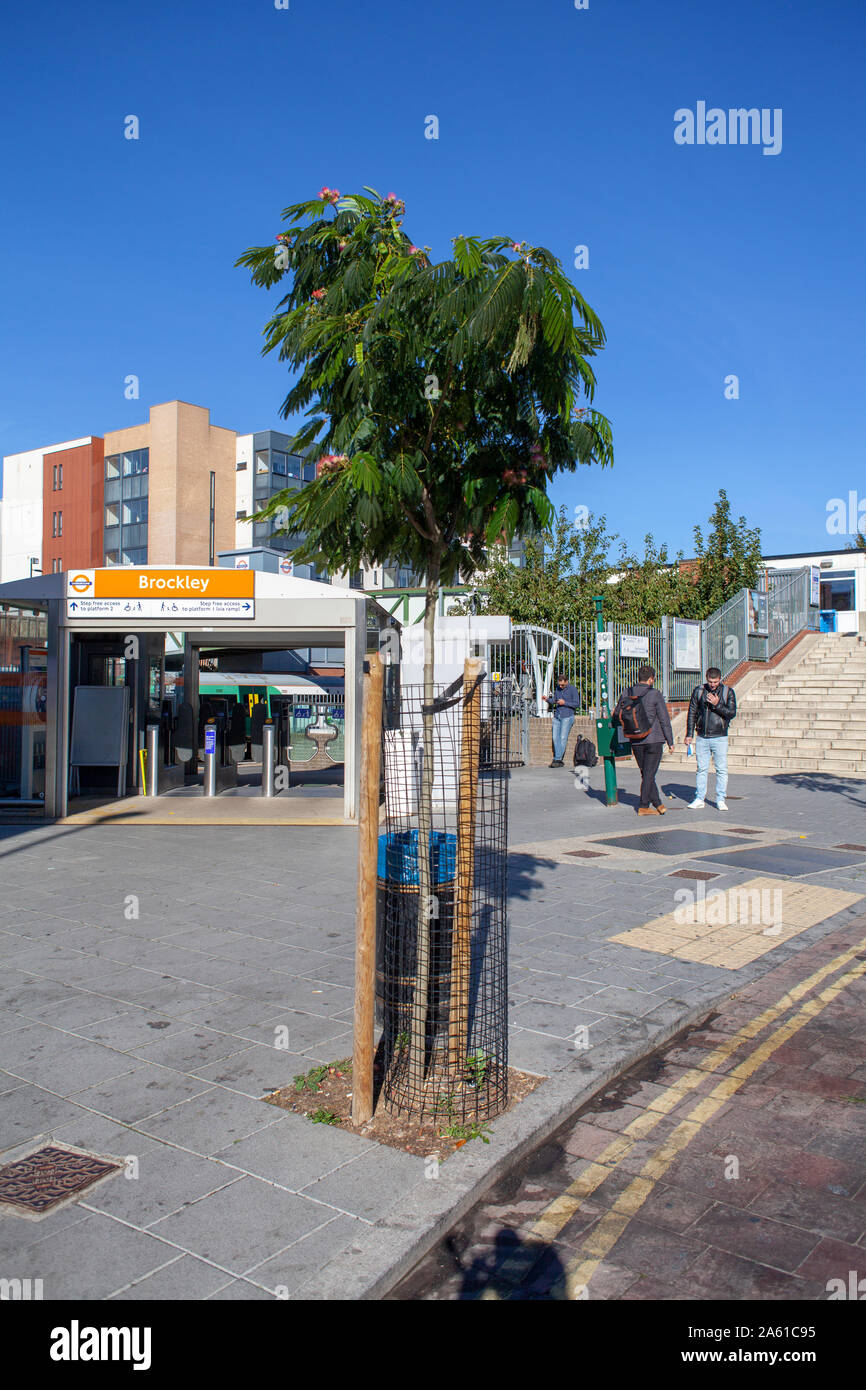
[66,569,255,619]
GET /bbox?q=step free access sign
[66,569,255,619]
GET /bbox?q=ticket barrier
[202,716,238,796]
[141,720,185,797]
[259,713,291,797]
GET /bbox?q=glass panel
[302,460,317,481]
[122,472,142,499]
[0,605,48,803]
[236,459,247,470]
[122,497,148,526]
[272,451,287,476]
[255,451,270,474]
[105,503,121,528]
[104,551,120,565]
[104,525,120,549]
[122,449,149,476]
[105,454,121,480]
[104,478,121,503]
[122,547,147,564]
[286,455,302,479]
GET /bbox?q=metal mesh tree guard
[377,671,509,1123]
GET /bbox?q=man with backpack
[546,672,580,766]
[612,664,674,815]
[685,667,737,810]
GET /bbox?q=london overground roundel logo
[70,574,92,594]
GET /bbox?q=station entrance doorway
[0,565,398,825]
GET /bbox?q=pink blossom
[311,289,325,301]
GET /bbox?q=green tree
[692,490,762,612]
[456,506,614,625]
[237,188,613,1085]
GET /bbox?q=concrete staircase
[664,633,866,776]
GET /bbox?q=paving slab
[0,767,864,1299]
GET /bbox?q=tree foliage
[456,490,762,627]
[236,188,614,594]
[692,489,762,613]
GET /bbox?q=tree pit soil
[263,1060,545,1159]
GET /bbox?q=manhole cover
[0,1146,122,1217]
[702,844,866,878]
[667,869,720,880]
[564,849,609,858]
[590,830,743,856]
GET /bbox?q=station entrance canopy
[0,566,397,823]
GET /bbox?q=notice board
[70,686,129,767]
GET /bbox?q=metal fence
[767,568,818,657]
[490,568,819,730]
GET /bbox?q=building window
[236,458,248,471]
[122,449,149,477]
[122,497,148,526]
[58,464,63,489]
[105,454,121,480]
[236,509,247,519]
[255,451,270,474]
[302,460,317,481]
[52,465,57,490]
[272,452,288,476]
[52,512,57,538]
[57,511,62,537]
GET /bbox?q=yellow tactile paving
[610,877,861,967]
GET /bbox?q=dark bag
[573,736,598,768]
[615,690,652,742]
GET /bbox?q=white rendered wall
[234,434,254,548]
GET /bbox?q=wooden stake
[449,658,482,1071]
[352,653,384,1126]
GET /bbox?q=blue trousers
[552,715,575,761]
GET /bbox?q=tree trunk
[409,558,440,1092]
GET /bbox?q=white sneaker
[688,798,705,809]
[717,799,728,811]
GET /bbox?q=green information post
[593,595,619,807]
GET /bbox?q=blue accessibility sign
[204,726,217,755]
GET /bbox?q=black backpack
[615,689,652,741]
[573,735,598,767]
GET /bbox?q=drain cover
[590,830,743,856]
[703,844,866,878]
[667,869,720,880]
[0,1145,122,1217]
[564,849,609,858]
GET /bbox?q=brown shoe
[637,806,656,816]
[655,805,666,814]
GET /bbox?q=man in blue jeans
[547,673,580,766]
[685,666,737,810]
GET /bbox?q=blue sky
[1,0,863,557]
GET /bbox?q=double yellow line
[478,934,866,1300]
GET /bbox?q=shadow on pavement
[454,1227,568,1300]
[769,772,866,807]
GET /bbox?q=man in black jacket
[685,667,737,810]
[612,664,674,815]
